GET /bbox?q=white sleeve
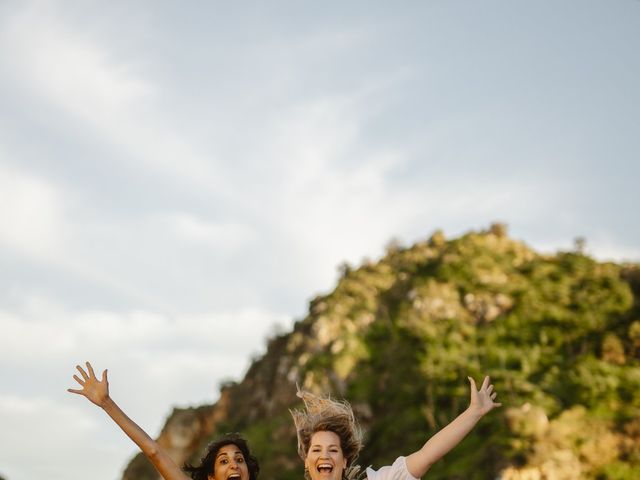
[365,456,420,480]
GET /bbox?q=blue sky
[0,2,639,480]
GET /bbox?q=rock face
[122,226,640,480]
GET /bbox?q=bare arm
[68,361,190,480]
[405,376,501,478]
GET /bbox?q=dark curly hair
[183,433,260,480]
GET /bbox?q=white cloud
[585,235,640,263]
[0,164,66,256]
[237,98,406,287]
[154,212,254,250]
[0,164,178,310]
[1,2,224,192]
[0,296,288,366]
[2,3,154,119]
[0,311,74,358]
[0,393,132,480]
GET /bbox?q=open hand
[67,361,109,407]
[468,375,501,416]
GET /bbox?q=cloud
[0,295,288,367]
[2,2,154,119]
[1,2,224,192]
[153,212,255,250]
[0,393,122,479]
[0,164,67,256]
[0,163,177,310]
[590,243,640,263]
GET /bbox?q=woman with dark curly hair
[184,433,259,480]
[291,376,500,480]
[68,362,259,480]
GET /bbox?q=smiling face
[209,444,250,480]
[305,431,347,480]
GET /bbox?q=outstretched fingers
[485,379,502,407]
[76,364,89,381]
[468,374,502,412]
[468,376,479,403]
[68,362,110,405]
[491,390,502,407]
[86,361,96,379]
[69,371,87,397]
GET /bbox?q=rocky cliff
[122,225,640,480]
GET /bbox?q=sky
[0,1,639,479]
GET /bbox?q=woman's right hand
[68,361,109,407]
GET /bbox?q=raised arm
[405,376,501,478]
[68,361,190,480]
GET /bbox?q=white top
[365,456,420,480]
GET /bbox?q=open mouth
[228,474,241,479]
[317,464,334,474]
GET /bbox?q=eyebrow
[216,450,243,459]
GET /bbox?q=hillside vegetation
[123,225,640,480]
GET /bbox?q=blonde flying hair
[290,388,364,480]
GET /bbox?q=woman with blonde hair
[291,376,500,480]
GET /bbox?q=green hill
[123,225,640,480]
